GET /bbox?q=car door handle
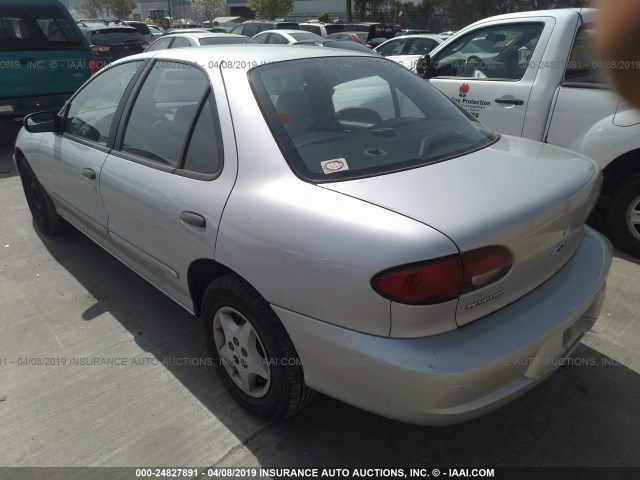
[180,211,206,228]
[82,168,96,180]
[495,97,524,105]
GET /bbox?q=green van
[0,0,96,116]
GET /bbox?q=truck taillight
[371,246,512,305]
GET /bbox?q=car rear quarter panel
[215,68,458,336]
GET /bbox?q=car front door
[38,61,142,240]
[425,19,553,135]
[99,60,237,311]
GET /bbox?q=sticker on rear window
[321,158,349,174]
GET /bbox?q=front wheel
[17,159,71,235]
[201,273,315,420]
[607,175,640,257]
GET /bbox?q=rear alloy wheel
[201,273,315,420]
[17,159,71,235]
[607,175,640,257]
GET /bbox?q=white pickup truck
[417,8,640,257]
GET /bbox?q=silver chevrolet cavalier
[14,46,612,425]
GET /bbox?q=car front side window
[64,61,140,145]
[430,23,543,80]
[120,61,209,168]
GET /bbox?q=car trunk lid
[320,135,601,326]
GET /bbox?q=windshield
[250,57,497,182]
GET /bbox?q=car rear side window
[65,61,140,145]
[1,6,84,51]
[181,92,222,175]
[250,57,497,182]
[121,61,209,168]
[564,25,605,84]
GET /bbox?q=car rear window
[276,23,300,30]
[199,36,255,45]
[289,32,320,42]
[87,29,142,44]
[250,57,497,182]
[0,6,84,51]
[325,24,346,35]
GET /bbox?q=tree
[247,0,293,20]
[81,0,102,18]
[110,0,136,19]
[189,0,228,24]
[81,0,136,19]
[317,12,332,23]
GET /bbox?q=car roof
[112,44,374,68]
[80,24,138,32]
[255,29,305,35]
[163,32,241,39]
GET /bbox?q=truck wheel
[607,175,640,257]
[17,159,71,235]
[201,273,315,420]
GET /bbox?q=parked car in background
[161,28,208,35]
[325,31,370,47]
[0,0,96,116]
[374,34,445,70]
[252,30,320,45]
[396,29,432,36]
[147,25,163,38]
[14,45,611,426]
[418,8,640,258]
[299,22,346,37]
[79,24,148,65]
[229,20,300,37]
[146,32,255,51]
[123,20,154,43]
[294,39,379,54]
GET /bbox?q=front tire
[607,174,640,257]
[201,273,315,420]
[17,159,71,235]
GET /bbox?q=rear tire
[17,159,71,235]
[607,174,640,257]
[201,273,315,420]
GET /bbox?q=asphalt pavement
[1,117,639,472]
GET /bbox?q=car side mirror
[23,111,58,133]
[416,54,432,77]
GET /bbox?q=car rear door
[99,60,237,310]
[426,18,556,136]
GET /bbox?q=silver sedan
[14,46,611,425]
[145,32,256,51]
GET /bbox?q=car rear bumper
[273,226,612,425]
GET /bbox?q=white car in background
[253,29,321,45]
[145,32,256,51]
[374,34,446,70]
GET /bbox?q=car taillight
[88,58,100,76]
[371,246,512,305]
[91,44,110,53]
[141,41,151,49]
